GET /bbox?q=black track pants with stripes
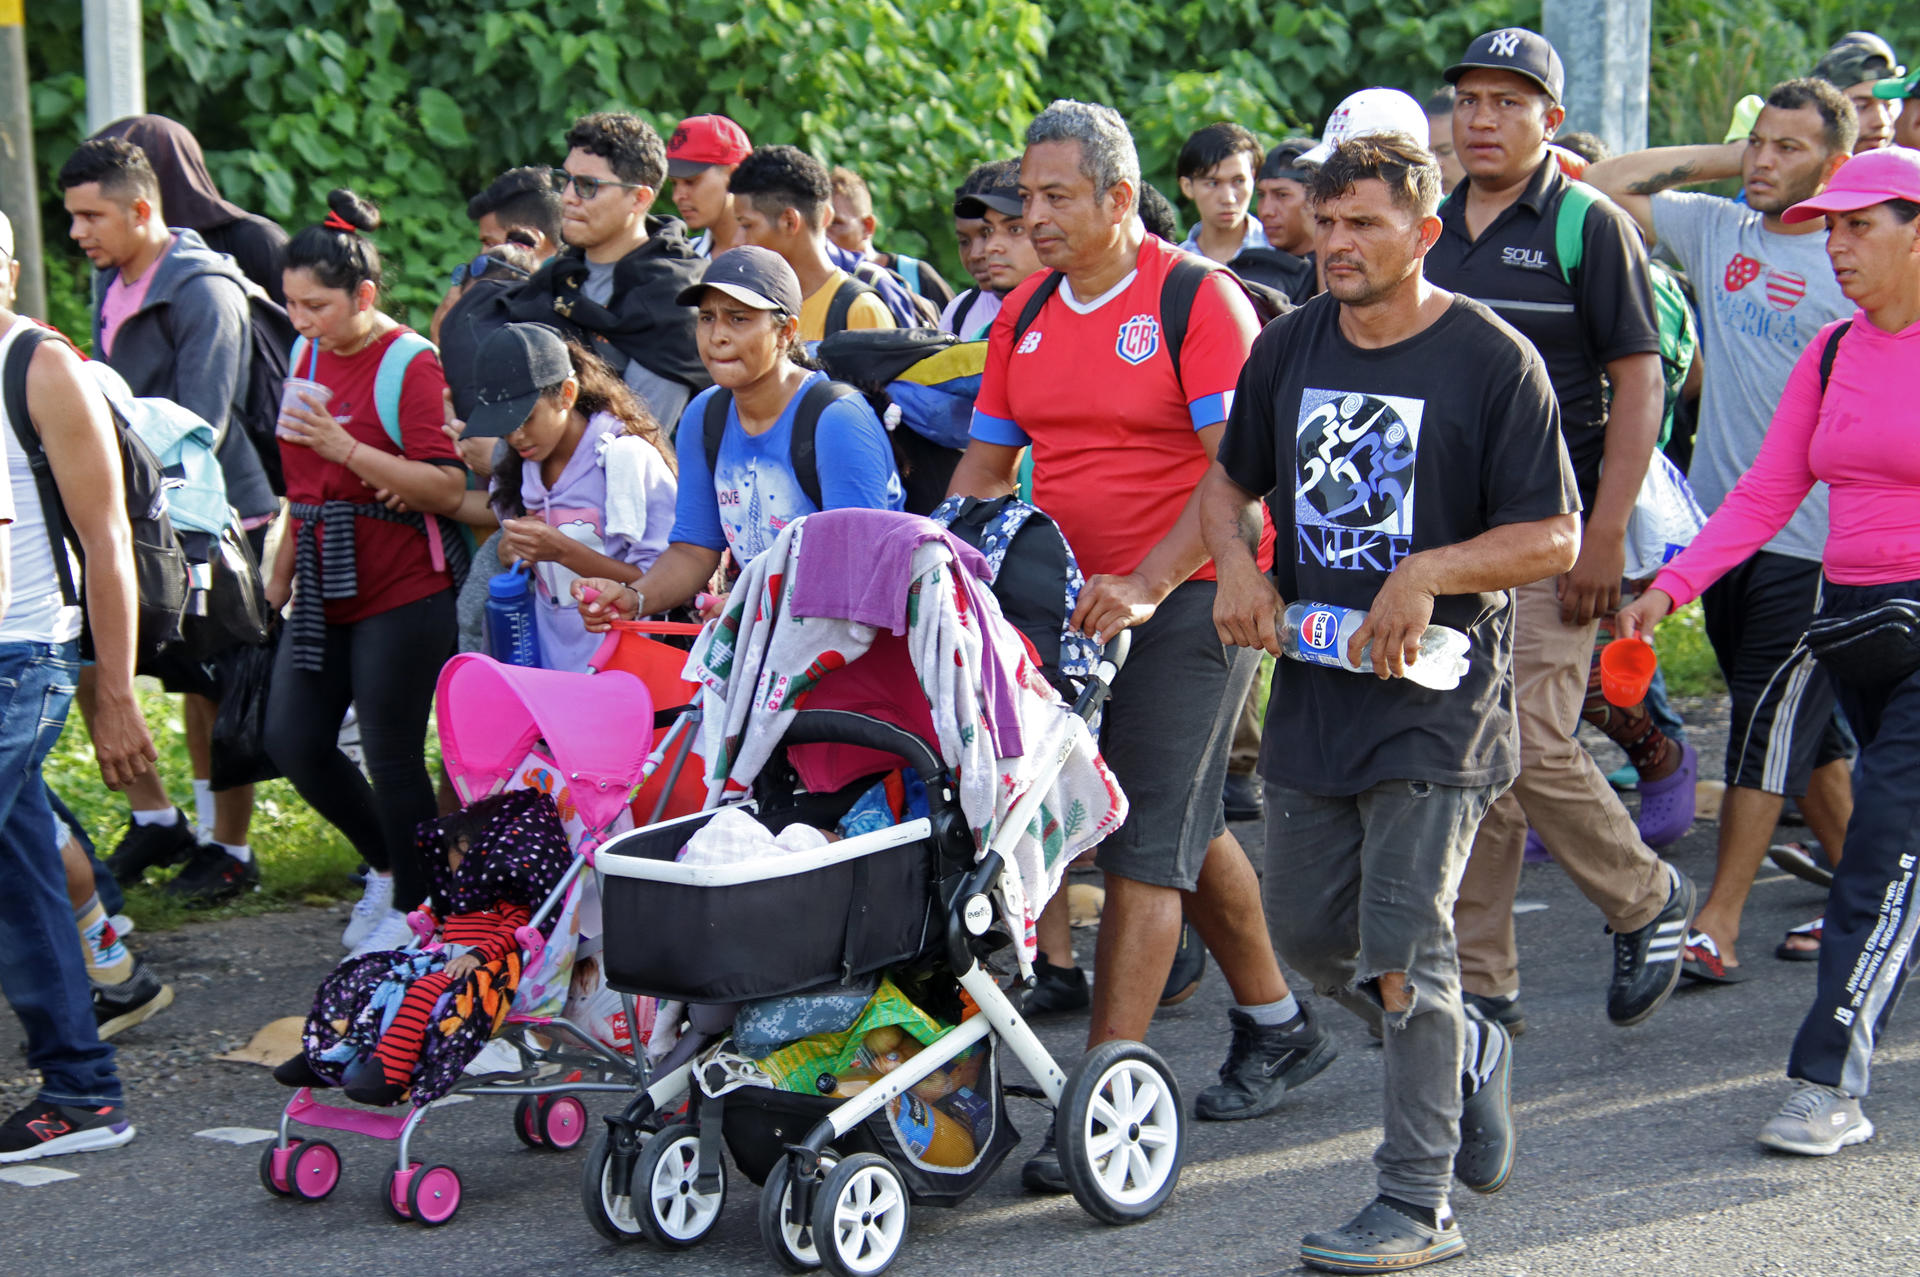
[1788,580,1920,1097]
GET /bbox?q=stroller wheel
[259,1138,303,1197]
[1057,1039,1184,1224]
[581,1128,644,1244]
[811,1152,909,1277]
[513,1095,546,1148]
[635,1123,726,1248]
[287,1139,342,1202]
[407,1163,463,1226]
[759,1152,837,1271]
[383,1162,423,1223]
[542,1094,589,1150]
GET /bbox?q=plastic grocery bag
[1622,452,1708,582]
[209,638,279,790]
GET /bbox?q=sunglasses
[449,253,532,289]
[550,168,644,201]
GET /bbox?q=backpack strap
[1159,256,1216,391]
[896,255,923,295]
[701,379,856,511]
[789,379,859,510]
[289,334,320,382]
[1818,320,1852,394]
[374,331,437,450]
[1010,272,1066,345]
[950,287,980,336]
[1554,180,1603,285]
[4,326,81,606]
[824,277,881,339]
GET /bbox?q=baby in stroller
[274,789,575,1106]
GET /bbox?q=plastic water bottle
[485,566,544,668]
[1280,600,1470,691]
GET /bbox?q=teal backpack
[1555,181,1698,448]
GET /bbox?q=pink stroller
[260,654,699,1225]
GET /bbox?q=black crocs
[1455,1020,1515,1194]
[1299,1197,1466,1274]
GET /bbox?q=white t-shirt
[0,317,79,645]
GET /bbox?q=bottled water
[1279,601,1470,691]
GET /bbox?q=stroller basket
[598,810,941,1003]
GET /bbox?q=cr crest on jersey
[1115,313,1161,365]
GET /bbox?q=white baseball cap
[0,211,13,262]
[1300,88,1432,166]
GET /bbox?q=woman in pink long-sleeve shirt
[1620,147,1920,1161]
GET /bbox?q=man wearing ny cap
[1871,64,1920,150]
[1587,79,1860,980]
[1812,31,1903,153]
[941,160,1043,341]
[1422,27,1695,1037]
[668,113,753,259]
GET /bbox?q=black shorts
[1093,581,1256,891]
[1702,551,1853,795]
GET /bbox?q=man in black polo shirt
[1421,28,1697,1037]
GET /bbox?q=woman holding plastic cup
[267,188,469,958]
[1617,147,1920,1159]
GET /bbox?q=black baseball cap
[675,245,804,314]
[464,323,572,439]
[1815,32,1904,90]
[1445,27,1566,103]
[955,183,1022,219]
[1258,138,1319,183]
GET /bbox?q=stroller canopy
[435,653,655,834]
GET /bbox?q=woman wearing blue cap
[570,245,902,625]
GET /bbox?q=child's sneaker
[92,959,174,1039]
[0,1100,135,1163]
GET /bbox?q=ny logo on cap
[1489,29,1523,57]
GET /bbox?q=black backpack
[1011,256,1290,384]
[3,326,191,667]
[702,378,862,511]
[822,275,885,341]
[233,283,296,496]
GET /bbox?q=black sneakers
[104,813,200,887]
[1463,991,1527,1039]
[92,959,174,1039]
[1022,956,1090,1018]
[1160,923,1208,1006]
[1195,1003,1337,1121]
[0,1099,135,1164]
[1607,865,1696,1027]
[164,844,260,906]
[1020,1126,1068,1193]
[1223,772,1264,822]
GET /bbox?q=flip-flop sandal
[1776,916,1823,962]
[1768,842,1834,889]
[1682,930,1746,983]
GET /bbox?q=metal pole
[83,0,144,134]
[1542,0,1651,156]
[0,0,44,319]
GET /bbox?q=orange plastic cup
[1600,636,1659,708]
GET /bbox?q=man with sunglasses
[510,112,707,427]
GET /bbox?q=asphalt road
[5,740,1914,1276]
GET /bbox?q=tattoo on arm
[1627,162,1698,196]
[1236,505,1261,553]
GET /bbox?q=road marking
[0,1165,80,1186]
[1513,900,1550,915]
[195,1127,277,1145]
[430,1095,473,1107]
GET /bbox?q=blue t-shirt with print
[670,371,904,565]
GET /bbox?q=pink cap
[1782,146,1920,223]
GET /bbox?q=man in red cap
[667,114,753,259]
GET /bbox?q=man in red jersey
[949,99,1334,1192]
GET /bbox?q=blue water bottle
[484,565,544,668]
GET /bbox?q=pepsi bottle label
[1295,607,1348,668]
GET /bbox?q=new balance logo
[1489,29,1523,57]
[1016,330,1043,355]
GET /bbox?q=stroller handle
[1072,628,1131,723]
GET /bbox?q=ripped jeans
[1262,777,1502,1210]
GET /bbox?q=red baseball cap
[667,115,752,178]
[1783,146,1920,223]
